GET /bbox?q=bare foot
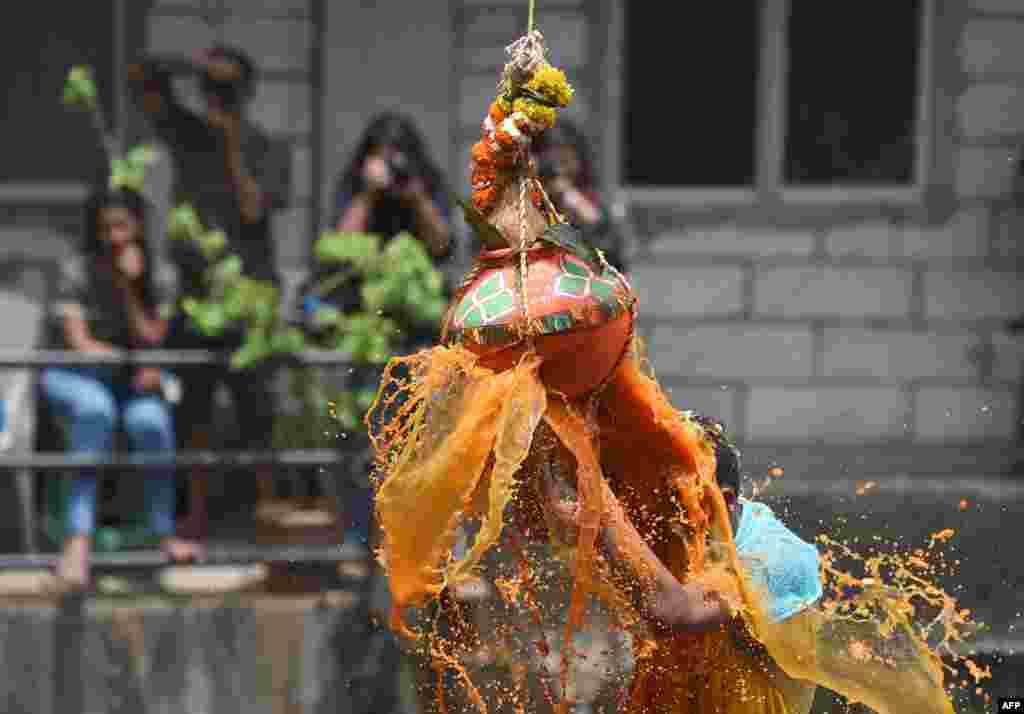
[56,535,92,591]
[161,537,206,564]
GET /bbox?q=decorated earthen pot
[444,244,635,398]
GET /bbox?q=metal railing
[0,348,367,565]
[0,347,357,368]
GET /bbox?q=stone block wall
[604,0,1023,457]
[141,0,1024,463]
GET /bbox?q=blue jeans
[41,368,177,537]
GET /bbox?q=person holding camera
[127,45,292,536]
[533,120,628,273]
[312,112,454,352]
[310,113,454,546]
[331,112,452,261]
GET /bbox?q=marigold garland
[470,48,574,216]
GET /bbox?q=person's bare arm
[222,125,265,225]
[110,243,168,347]
[62,313,116,355]
[403,183,452,258]
[543,473,732,634]
[336,191,377,233]
[119,286,168,347]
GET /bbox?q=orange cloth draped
[369,342,955,714]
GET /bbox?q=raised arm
[542,471,733,634]
[401,182,452,259]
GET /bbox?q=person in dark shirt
[128,46,292,533]
[312,111,454,334]
[45,186,202,589]
[331,112,452,260]
[311,113,455,546]
[532,119,628,273]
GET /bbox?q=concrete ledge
[0,585,408,714]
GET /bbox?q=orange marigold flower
[489,100,509,125]
[473,185,501,213]
[471,164,498,186]
[471,141,496,168]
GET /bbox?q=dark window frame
[599,0,958,225]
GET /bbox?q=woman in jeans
[44,185,203,589]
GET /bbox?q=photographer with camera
[127,46,292,536]
[533,120,628,273]
[308,113,454,547]
[311,113,453,341]
[331,113,451,258]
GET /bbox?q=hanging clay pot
[444,243,635,398]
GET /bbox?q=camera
[200,72,246,111]
[386,153,416,188]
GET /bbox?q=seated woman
[45,185,203,589]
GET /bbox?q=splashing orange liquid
[365,340,982,714]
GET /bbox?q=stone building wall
[449,0,1024,473]
[148,0,1023,469]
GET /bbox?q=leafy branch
[168,206,447,433]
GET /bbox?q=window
[783,0,922,186]
[0,1,148,190]
[611,0,933,206]
[623,2,761,187]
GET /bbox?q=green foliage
[62,66,98,111]
[311,230,448,351]
[173,210,447,433]
[109,144,154,194]
[315,231,380,271]
[167,204,206,244]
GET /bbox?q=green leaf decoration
[109,144,154,193]
[516,86,560,108]
[221,283,245,322]
[314,232,381,271]
[183,299,227,337]
[455,196,507,250]
[62,66,97,111]
[540,222,602,271]
[270,327,306,355]
[311,304,343,330]
[200,231,228,261]
[231,328,273,370]
[168,204,204,243]
[211,255,243,283]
